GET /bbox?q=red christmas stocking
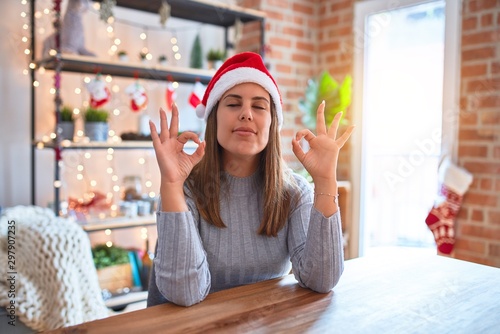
[425,159,472,254]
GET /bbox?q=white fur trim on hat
[197,67,283,127]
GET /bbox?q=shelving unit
[30,0,265,309]
[30,0,266,215]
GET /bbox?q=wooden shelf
[94,0,266,27]
[82,215,156,232]
[34,140,199,151]
[35,54,214,84]
[105,291,148,311]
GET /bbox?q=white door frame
[350,0,462,258]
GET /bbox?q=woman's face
[216,82,272,162]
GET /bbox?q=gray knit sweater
[147,171,344,307]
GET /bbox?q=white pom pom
[195,104,206,119]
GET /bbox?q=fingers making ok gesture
[149,104,206,186]
[292,101,355,184]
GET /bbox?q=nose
[239,104,253,121]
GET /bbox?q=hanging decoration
[125,81,148,112]
[188,81,205,109]
[425,158,473,254]
[86,74,111,108]
[99,0,116,23]
[234,18,243,45]
[159,0,171,28]
[165,80,177,111]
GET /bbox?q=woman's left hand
[292,101,355,184]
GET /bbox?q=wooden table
[50,254,500,333]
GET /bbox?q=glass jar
[122,175,142,201]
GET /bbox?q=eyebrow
[222,94,270,104]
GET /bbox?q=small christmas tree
[190,34,203,69]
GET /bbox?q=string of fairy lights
[21,0,200,244]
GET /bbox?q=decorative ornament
[165,80,177,111]
[125,81,148,112]
[159,0,171,27]
[234,18,243,44]
[86,74,111,108]
[425,158,473,254]
[68,191,111,215]
[99,0,116,23]
[190,34,203,69]
[189,81,205,109]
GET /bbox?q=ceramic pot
[85,122,109,142]
[59,121,74,141]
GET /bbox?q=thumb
[189,141,206,166]
[291,138,306,163]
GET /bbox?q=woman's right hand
[149,104,206,187]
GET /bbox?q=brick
[296,41,315,52]
[292,2,314,15]
[459,129,495,141]
[454,238,486,253]
[471,209,485,222]
[481,13,494,26]
[493,62,500,74]
[495,146,500,158]
[461,63,488,77]
[461,47,495,61]
[480,110,500,125]
[459,110,478,126]
[458,144,488,157]
[320,15,340,26]
[489,210,500,224]
[275,63,292,74]
[267,0,289,9]
[460,224,500,239]
[322,41,340,52]
[464,161,500,174]
[477,95,500,108]
[489,243,500,257]
[283,26,304,38]
[465,78,500,94]
[465,191,499,207]
[461,31,498,46]
[266,10,284,21]
[291,53,313,63]
[454,252,493,266]
[480,178,494,190]
[269,36,292,47]
[468,0,498,12]
[330,0,352,12]
[462,16,478,31]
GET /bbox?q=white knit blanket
[0,206,109,331]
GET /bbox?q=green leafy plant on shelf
[60,105,74,122]
[84,107,109,123]
[299,71,352,129]
[206,48,226,61]
[91,244,130,269]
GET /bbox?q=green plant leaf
[299,71,352,129]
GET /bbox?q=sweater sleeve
[287,176,345,293]
[153,199,211,307]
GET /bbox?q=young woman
[147,52,354,307]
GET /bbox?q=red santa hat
[195,52,283,127]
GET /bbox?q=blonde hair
[187,101,298,236]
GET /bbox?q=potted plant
[117,50,128,62]
[206,48,226,70]
[299,71,352,129]
[58,105,75,141]
[84,107,109,142]
[139,51,148,63]
[298,71,352,180]
[158,54,167,66]
[92,244,132,292]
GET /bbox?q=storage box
[96,263,133,292]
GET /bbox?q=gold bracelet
[314,192,339,205]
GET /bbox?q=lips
[233,127,256,134]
